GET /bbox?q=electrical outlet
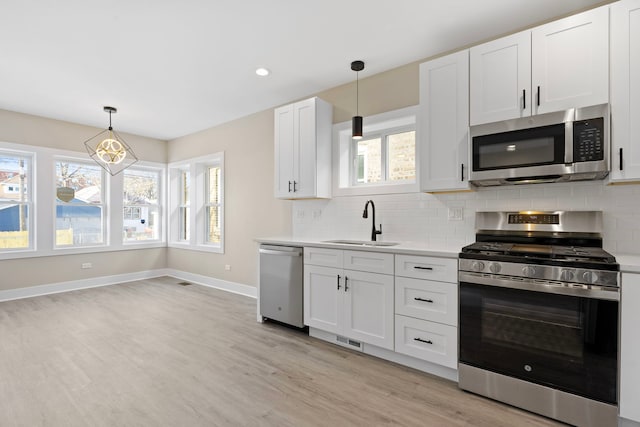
[225,264,231,271]
[448,207,464,221]
[312,209,322,220]
[296,210,305,219]
[81,263,92,269]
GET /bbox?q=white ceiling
[1,0,605,141]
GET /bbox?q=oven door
[459,281,618,404]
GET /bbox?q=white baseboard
[165,269,257,299]
[0,269,256,302]
[0,269,171,302]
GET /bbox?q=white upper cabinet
[610,0,640,183]
[419,50,470,192]
[470,6,609,125]
[532,6,609,114]
[274,97,332,199]
[470,31,531,125]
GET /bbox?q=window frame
[53,157,107,250]
[350,124,416,186]
[168,152,224,253]
[0,148,34,253]
[333,106,419,197]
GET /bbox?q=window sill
[0,241,167,261]
[167,242,224,254]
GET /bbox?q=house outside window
[0,151,32,250]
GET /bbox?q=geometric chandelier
[84,106,138,176]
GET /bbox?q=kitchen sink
[322,239,399,247]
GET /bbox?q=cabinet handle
[522,89,526,110]
[414,338,433,345]
[288,181,292,192]
[344,276,349,292]
[537,86,540,107]
[414,297,434,303]
[461,164,464,182]
[620,148,624,171]
[413,266,433,271]
[337,274,341,290]
[293,181,297,192]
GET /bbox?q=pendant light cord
[356,71,359,116]
[108,110,113,131]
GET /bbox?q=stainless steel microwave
[469,104,610,186]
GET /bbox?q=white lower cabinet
[303,248,394,350]
[395,315,457,369]
[394,255,458,368]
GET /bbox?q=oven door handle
[459,272,619,301]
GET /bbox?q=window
[55,159,105,247]
[169,152,224,252]
[0,151,32,250]
[334,106,418,196]
[123,167,161,242]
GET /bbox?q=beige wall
[167,110,292,287]
[0,109,167,290]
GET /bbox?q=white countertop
[255,237,460,258]
[256,237,640,272]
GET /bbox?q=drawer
[395,277,457,326]
[304,247,343,268]
[395,315,457,369]
[344,250,394,275]
[395,255,457,282]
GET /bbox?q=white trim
[0,268,170,302]
[165,269,257,298]
[0,268,256,302]
[333,106,419,197]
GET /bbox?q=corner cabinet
[470,6,609,125]
[610,0,640,183]
[303,247,395,350]
[274,97,332,199]
[620,271,640,424]
[419,50,470,192]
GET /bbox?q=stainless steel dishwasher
[259,244,304,328]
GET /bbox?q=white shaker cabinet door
[531,6,609,115]
[610,0,640,182]
[342,270,394,350]
[303,265,342,334]
[470,31,531,125]
[274,103,295,198]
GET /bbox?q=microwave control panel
[573,117,604,162]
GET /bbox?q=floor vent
[336,335,363,351]
[177,281,192,286]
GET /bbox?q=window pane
[181,170,190,204]
[123,169,160,243]
[124,169,158,204]
[1,154,31,249]
[208,167,220,204]
[388,131,416,181]
[206,206,220,244]
[356,138,382,184]
[180,206,190,241]
[55,161,103,246]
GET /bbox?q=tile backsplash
[292,181,640,255]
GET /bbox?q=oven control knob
[489,263,501,274]
[522,266,536,277]
[472,261,485,272]
[560,269,575,282]
[582,271,598,283]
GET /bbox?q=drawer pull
[413,266,433,271]
[414,338,433,345]
[414,297,434,303]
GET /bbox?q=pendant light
[84,106,138,176]
[351,60,365,140]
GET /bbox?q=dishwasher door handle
[259,248,302,256]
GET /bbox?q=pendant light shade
[351,60,365,140]
[84,106,138,176]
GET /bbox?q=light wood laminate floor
[0,277,563,426]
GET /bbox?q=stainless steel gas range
[458,211,619,427]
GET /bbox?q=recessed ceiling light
[255,67,270,77]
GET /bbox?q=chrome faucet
[362,200,382,241]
